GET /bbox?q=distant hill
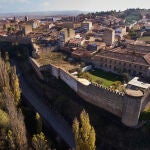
[0,10,88,17]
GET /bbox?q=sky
[0,0,149,13]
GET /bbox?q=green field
[139,36,150,42]
[79,69,123,88]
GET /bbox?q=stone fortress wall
[29,57,150,127]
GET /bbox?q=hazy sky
[0,0,149,13]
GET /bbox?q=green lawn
[79,69,123,87]
[138,36,150,42]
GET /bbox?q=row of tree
[0,55,50,149]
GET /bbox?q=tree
[0,58,28,149]
[72,110,96,150]
[3,90,28,149]
[0,54,21,106]
[32,132,50,150]
[0,109,10,128]
[9,66,21,106]
[36,113,42,134]
[128,29,138,39]
[95,79,103,85]
[112,81,122,89]
[121,73,130,83]
[6,130,16,150]
[0,58,10,90]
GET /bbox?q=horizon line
[0,8,149,16]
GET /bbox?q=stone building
[59,28,75,46]
[0,23,4,32]
[103,28,115,45]
[115,26,127,39]
[63,22,81,29]
[91,46,150,78]
[81,21,93,31]
[23,23,33,35]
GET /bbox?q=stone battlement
[91,82,125,96]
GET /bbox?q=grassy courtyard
[79,69,123,88]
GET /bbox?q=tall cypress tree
[9,66,21,106]
[36,112,42,134]
[72,110,96,150]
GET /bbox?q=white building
[81,21,93,31]
[115,26,127,39]
[33,20,40,29]
[49,23,55,29]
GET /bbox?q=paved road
[18,72,75,148]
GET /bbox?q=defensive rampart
[77,82,124,117]
[29,57,150,127]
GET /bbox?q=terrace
[36,50,79,71]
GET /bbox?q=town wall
[51,65,60,79]
[29,57,150,127]
[77,82,124,117]
[29,58,44,80]
[122,95,142,127]
[59,69,78,92]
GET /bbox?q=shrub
[112,81,122,90]
[95,79,103,85]
[140,110,150,121]
[121,73,130,83]
[113,81,121,87]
